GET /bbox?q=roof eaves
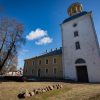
[62,11,88,24]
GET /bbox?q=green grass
[1,82,100,100]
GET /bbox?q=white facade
[61,12,100,82]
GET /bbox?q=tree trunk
[0,41,15,71]
[0,32,7,53]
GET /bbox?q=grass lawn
[0,82,100,100]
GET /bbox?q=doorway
[76,66,89,82]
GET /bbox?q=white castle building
[61,3,100,82]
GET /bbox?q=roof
[62,11,88,24]
[39,48,62,58]
[25,47,62,61]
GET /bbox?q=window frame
[73,23,77,27]
[75,41,80,50]
[32,69,34,73]
[45,68,48,74]
[74,31,79,37]
[75,58,86,64]
[45,59,48,65]
[53,68,56,74]
[32,61,35,66]
[53,58,57,64]
[39,60,41,65]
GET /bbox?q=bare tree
[0,55,17,75]
[0,17,25,72]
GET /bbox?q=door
[38,69,41,77]
[76,66,89,82]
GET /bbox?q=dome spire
[67,2,83,16]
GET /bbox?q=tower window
[73,23,77,27]
[75,41,80,50]
[45,59,48,64]
[46,69,48,74]
[74,31,79,37]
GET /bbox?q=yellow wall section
[23,54,63,78]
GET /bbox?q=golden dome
[67,2,83,16]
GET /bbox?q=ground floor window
[54,68,56,74]
[25,69,27,73]
[32,69,34,73]
[46,69,48,74]
[38,69,41,77]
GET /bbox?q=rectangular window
[74,31,78,37]
[32,69,34,73]
[53,58,56,64]
[39,60,41,65]
[32,61,35,66]
[46,69,48,74]
[75,41,80,50]
[46,59,48,64]
[54,68,56,74]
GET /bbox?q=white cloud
[26,28,53,45]
[26,28,47,40]
[35,37,53,45]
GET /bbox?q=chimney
[51,49,52,52]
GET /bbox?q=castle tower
[61,3,100,82]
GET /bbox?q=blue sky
[0,0,100,69]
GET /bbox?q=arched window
[75,58,86,64]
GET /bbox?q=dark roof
[62,11,88,24]
[38,48,62,58]
[25,48,62,60]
